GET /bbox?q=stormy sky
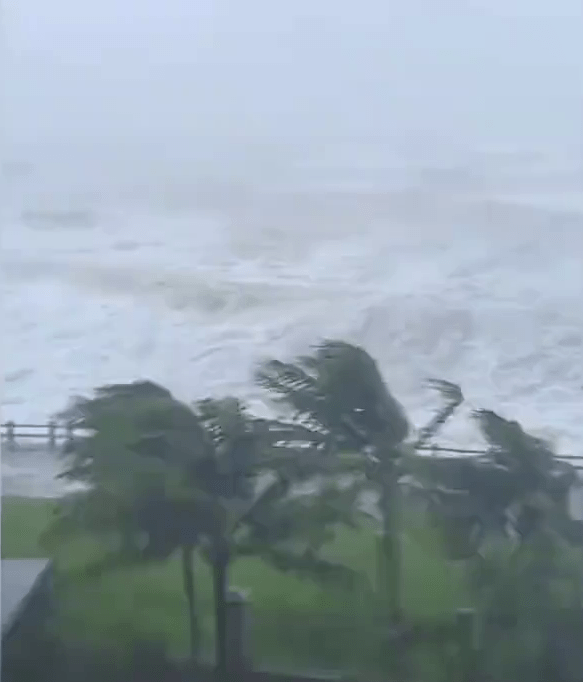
[4,0,582,170]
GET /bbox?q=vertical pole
[181,545,200,661]
[213,542,230,682]
[6,420,16,451]
[225,589,252,674]
[456,608,477,682]
[65,423,74,450]
[48,421,57,450]
[377,458,402,625]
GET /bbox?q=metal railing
[2,421,583,469]
[1,421,75,451]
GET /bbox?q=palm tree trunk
[213,540,230,682]
[181,544,200,661]
[389,478,403,623]
[378,460,402,624]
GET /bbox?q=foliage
[463,527,583,682]
[256,340,410,451]
[255,338,583,679]
[3,496,470,679]
[413,379,464,449]
[410,408,581,560]
[256,341,466,624]
[11,337,583,681]
[408,406,583,680]
[47,381,207,555]
[44,380,364,673]
[49,381,363,571]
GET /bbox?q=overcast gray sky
[4,0,583,168]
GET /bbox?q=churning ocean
[2,142,583,496]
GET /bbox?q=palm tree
[193,395,364,679]
[45,381,210,659]
[411,410,583,682]
[411,409,581,559]
[46,381,361,678]
[255,340,464,624]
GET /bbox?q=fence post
[5,420,16,451]
[225,589,252,674]
[65,423,74,450]
[48,421,57,450]
[456,608,477,682]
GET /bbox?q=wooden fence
[2,421,583,469]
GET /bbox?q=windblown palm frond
[415,410,581,560]
[59,381,213,479]
[255,358,337,437]
[195,397,249,442]
[59,381,173,430]
[309,340,409,446]
[50,382,220,557]
[192,397,255,497]
[414,379,464,447]
[473,409,553,467]
[473,409,576,503]
[256,340,409,451]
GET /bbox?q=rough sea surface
[2,147,583,496]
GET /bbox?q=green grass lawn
[1,495,470,673]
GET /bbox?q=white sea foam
[2,147,583,496]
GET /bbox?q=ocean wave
[3,155,583,495]
[20,208,97,229]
